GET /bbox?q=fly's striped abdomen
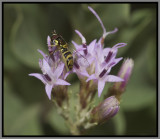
[61,47,68,53]
[62,50,73,71]
[50,31,74,71]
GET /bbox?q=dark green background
[4,3,157,135]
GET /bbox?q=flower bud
[107,58,134,100]
[115,58,134,90]
[91,96,120,123]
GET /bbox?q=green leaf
[148,94,157,120]
[4,39,22,71]
[4,78,25,135]
[117,9,156,57]
[146,38,156,84]
[8,105,42,135]
[4,77,42,135]
[4,4,17,39]
[121,85,156,110]
[8,5,48,69]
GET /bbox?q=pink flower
[72,6,126,97]
[29,50,70,100]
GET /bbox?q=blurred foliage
[3,3,157,136]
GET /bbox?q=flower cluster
[29,50,70,100]
[29,6,134,135]
[72,6,126,97]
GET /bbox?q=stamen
[88,6,118,45]
[44,74,52,82]
[88,6,106,35]
[99,69,107,78]
[101,37,105,46]
[109,62,116,67]
[103,28,118,39]
[74,61,80,69]
[113,43,127,49]
[105,51,113,63]
[83,44,88,55]
[75,30,86,44]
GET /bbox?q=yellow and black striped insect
[49,31,74,71]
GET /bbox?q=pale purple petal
[87,56,95,65]
[96,46,104,63]
[42,59,54,77]
[75,48,87,52]
[103,57,123,69]
[78,69,89,77]
[114,57,123,65]
[73,48,87,57]
[111,51,118,60]
[29,73,46,84]
[86,74,97,82]
[72,41,81,50]
[98,80,105,97]
[103,48,111,56]
[45,84,53,100]
[97,37,103,46]
[53,63,64,79]
[64,71,73,79]
[106,67,112,74]
[38,49,48,61]
[48,46,57,54]
[87,39,97,54]
[105,75,124,82]
[55,79,70,86]
[39,59,43,69]
[77,56,89,68]
[95,60,101,75]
